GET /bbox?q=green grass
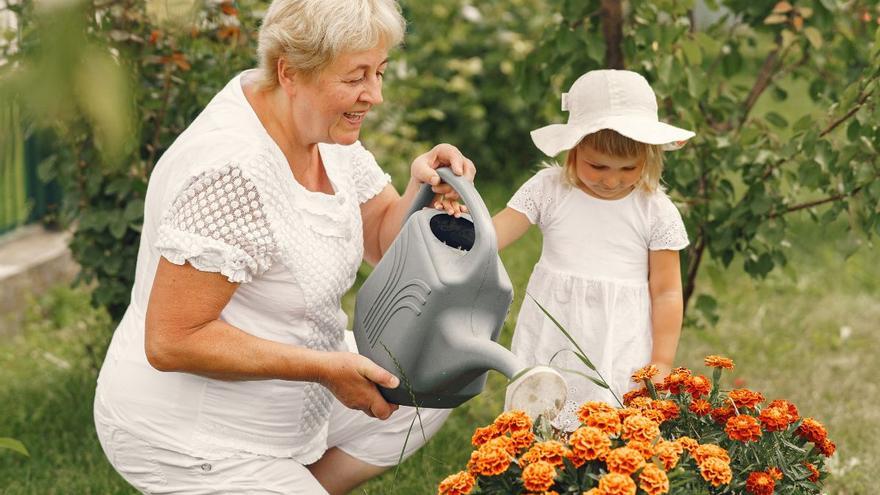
[1,194,877,493]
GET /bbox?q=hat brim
[530,115,696,157]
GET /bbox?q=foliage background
[0,0,878,493]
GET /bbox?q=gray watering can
[353,167,566,417]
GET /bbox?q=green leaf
[681,39,702,66]
[528,294,598,374]
[109,217,128,239]
[764,111,788,128]
[123,199,145,222]
[0,438,29,457]
[803,27,823,49]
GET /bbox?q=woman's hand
[411,144,476,217]
[319,352,401,420]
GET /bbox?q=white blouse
[95,71,391,462]
[507,167,688,429]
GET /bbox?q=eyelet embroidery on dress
[649,203,689,250]
[508,168,559,228]
[156,165,276,283]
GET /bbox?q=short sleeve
[350,141,391,204]
[649,194,689,251]
[155,165,276,283]
[507,167,562,229]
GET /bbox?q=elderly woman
[93,1,474,493]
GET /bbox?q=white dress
[94,71,395,463]
[508,167,688,429]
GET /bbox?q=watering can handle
[404,167,497,258]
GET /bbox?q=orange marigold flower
[686,375,712,397]
[631,364,659,383]
[511,428,536,453]
[642,409,666,424]
[692,444,731,464]
[728,389,765,409]
[745,471,776,495]
[710,406,736,425]
[622,388,649,405]
[796,418,828,445]
[605,447,646,475]
[493,410,532,434]
[521,441,570,467]
[676,436,699,453]
[626,440,654,460]
[598,472,637,495]
[639,463,670,495]
[585,410,622,436]
[471,425,498,446]
[767,467,783,480]
[616,407,641,422]
[689,399,712,416]
[768,399,799,421]
[653,440,682,470]
[438,471,476,495]
[466,440,512,476]
[804,462,820,482]
[704,355,735,369]
[725,415,762,442]
[577,401,616,423]
[487,435,517,456]
[817,438,836,457]
[699,456,733,487]
[582,489,602,495]
[759,406,790,432]
[661,371,689,394]
[672,366,693,376]
[522,460,556,492]
[568,426,612,463]
[652,400,680,421]
[621,415,660,443]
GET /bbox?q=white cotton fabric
[507,167,688,430]
[94,71,398,463]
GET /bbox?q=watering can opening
[429,214,475,251]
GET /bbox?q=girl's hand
[319,352,400,420]
[432,193,469,218]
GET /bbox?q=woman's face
[573,142,645,200]
[292,44,388,146]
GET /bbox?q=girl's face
[291,44,388,146]
[572,142,645,200]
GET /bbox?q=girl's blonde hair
[562,129,664,192]
[255,0,406,90]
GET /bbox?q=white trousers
[94,390,450,494]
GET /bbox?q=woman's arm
[647,249,684,381]
[144,258,400,419]
[360,144,475,265]
[492,207,531,250]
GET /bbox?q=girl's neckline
[572,184,638,203]
[234,70,341,201]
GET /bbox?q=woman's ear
[276,58,296,96]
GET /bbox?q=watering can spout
[458,337,524,380]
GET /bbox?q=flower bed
[438,356,833,494]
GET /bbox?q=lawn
[0,182,876,493]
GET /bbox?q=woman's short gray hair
[256,0,405,90]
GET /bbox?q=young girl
[494,70,695,428]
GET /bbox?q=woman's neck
[241,74,332,193]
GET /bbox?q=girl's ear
[276,58,297,96]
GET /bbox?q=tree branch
[683,231,705,313]
[601,0,624,69]
[768,183,869,219]
[738,35,791,130]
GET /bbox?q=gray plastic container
[353,168,522,408]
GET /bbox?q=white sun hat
[530,69,696,157]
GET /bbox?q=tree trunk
[601,0,625,69]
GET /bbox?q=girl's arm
[647,249,684,381]
[492,207,531,250]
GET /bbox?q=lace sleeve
[155,165,276,283]
[351,142,391,204]
[507,168,559,229]
[649,194,689,251]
